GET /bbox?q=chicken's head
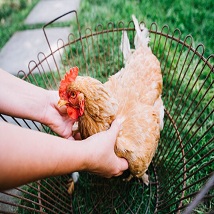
[58,67,85,120]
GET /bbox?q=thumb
[107,118,123,140]
[117,157,129,174]
[109,118,129,174]
[57,105,67,114]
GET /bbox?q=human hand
[83,119,128,178]
[42,90,76,138]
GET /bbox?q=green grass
[0,0,39,49]
[71,171,156,213]
[1,0,213,57]
[71,0,213,58]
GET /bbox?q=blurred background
[0,0,213,57]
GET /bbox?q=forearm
[0,68,48,123]
[0,122,87,190]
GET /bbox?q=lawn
[0,0,40,49]
[73,0,213,58]
[1,0,213,57]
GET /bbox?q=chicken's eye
[69,91,76,99]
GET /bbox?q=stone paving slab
[0,27,70,75]
[0,190,20,212]
[25,0,81,25]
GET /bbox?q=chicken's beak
[57,99,69,108]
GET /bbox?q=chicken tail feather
[120,31,131,64]
[154,96,165,131]
[132,15,150,49]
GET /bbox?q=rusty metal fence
[0,11,213,213]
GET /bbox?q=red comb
[59,67,79,100]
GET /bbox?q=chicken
[104,16,164,183]
[58,15,164,190]
[58,67,118,138]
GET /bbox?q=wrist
[40,90,57,125]
[64,139,89,173]
[80,138,97,172]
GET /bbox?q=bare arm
[0,120,128,191]
[0,68,75,138]
[0,68,47,122]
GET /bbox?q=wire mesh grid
[0,11,213,213]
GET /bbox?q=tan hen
[58,15,164,188]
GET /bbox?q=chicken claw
[123,174,133,182]
[67,172,79,195]
[67,178,75,195]
[141,173,149,186]
[123,173,149,185]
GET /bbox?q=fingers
[113,157,128,177]
[119,157,129,171]
[73,132,82,140]
[107,118,128,177]
[57,105,67,114]
[67,133,81,141]
[111,118,123,131]
[67,136,75,140]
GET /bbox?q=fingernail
[115,117,125,130]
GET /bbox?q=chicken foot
[123,173,149,185]
[123,174,133,182]
[67,178,75,195]
[67,172,79,195]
